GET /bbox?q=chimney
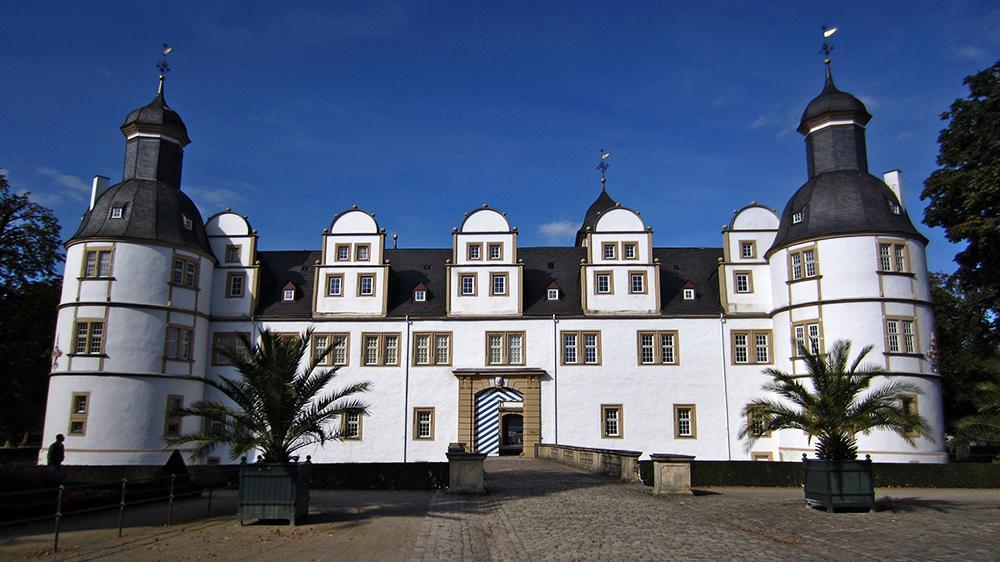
[883,170,903,206]
[89,175,110,211]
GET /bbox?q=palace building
[40,61,947,466]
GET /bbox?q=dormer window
[792,212,803,224]
[110,206,124,219]
[414,289,427,302]
[683,288,695,300]
[890,204,901,215]
[182,215,193,230]
[283,289,295,301]
[547,288,559,301]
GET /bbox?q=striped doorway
[475,387,523,455]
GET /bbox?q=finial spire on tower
[820,25,837,79]
[156,43,173,94]
[597,149,611,188]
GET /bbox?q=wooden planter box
[803,457,875,512]
[239,461,310,525]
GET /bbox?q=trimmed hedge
[638,460,1000,488]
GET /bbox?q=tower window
[68,392,90,436]
[110,207,124,219]
[165,326,193,360]
[182,215,193,230]
[792,212,803,224]
[788,248,818,281]
[73,320,105,355]
[172,257,199,288]
[890,204,902,215]
[83,249,113,278]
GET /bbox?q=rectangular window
[313,333,349,366]
[740,240,757,259]
[326,273,343,297]
[485,332,525,366]
[731,330,772,364]
[885,318,917,354]
[629,271,647,294]
[488,243,503,260]
[83,249,113,278]
[900,395,919,437]
[547,288,559,301]
[560,331,601,365]
[733,271,753,293]
[683,288,695,300]
[212,332,249,365]
[747,405,771,438]
[877,241,909,273]
[336,244,351,261]
[172,257,198,288]
[413,408,435,440]
[68,392,90,436]
[225,244,241,263]
[594,271,613,294]
[342,410,362,440]
[110,207,124,219]
[792,321,823,356]
[165,326,193,361]
[73,320,105,355]
[623,242,638,260]
[164,395,184,438]
[637,330,679,365]
[412,332,451,366]
[467,243,482,261]
[358,274,375,296]
[490,272,508,296]
[751,452,773,461]
[414,289,427,302]
[602,404,622,438]
[602,242,616,260]
[460,273,477,296]
[361,333,401,366]
[355,244,371,262]
[788,247,817,280]
[226,272,245,298]
[674,405,696,438]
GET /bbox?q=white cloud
[538,220,577,242]
[36,167,89,194]
[22,190,66,208]
[954,45,987,61]
[185,186,246,214]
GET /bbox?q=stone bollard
[650,454,695,495]
[446,442,487,494]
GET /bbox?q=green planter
[239,459,311,525]
[803,455,875,512]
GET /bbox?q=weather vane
[820,25,837,65]
[597,149,611,186]
[156,43,173,93]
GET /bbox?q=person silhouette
[47,434,65,480]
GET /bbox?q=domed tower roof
[69,71,212,258]
[767,63,925,255]
[575,187,618,246]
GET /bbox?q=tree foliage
[921,59,1000,325]
[952,381,1000,447]
[169,329,371,463]
[0,170,63,297]
[930,272,1000,432]
[740,340,931,461]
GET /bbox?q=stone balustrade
[536,443,642,482]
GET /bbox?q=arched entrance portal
[454,369,544,457]
[474,387,523,456]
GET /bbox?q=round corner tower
[40,74,217,465]
[763,63,945,462]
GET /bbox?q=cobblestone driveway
[414,457,1000,561]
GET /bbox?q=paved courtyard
[1,457,997,560]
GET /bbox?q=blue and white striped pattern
[475,387,523,455]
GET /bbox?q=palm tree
[952,380,1000,448]
[739,339,931,460]
[168,328,371,463]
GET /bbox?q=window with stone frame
[83,249,113,278]
[164,326,193,361]
[788,247,817,281]
[623,242,638,260]
[357,274,375,296]
[747,405,771,438]
[413,408,435,440]
[164,395,184,438]
[212,332,250,365]
[68,392,90,436]
[731,330,772,365]
[733,271,753,293]
[487,242,503,260]
[313,333,349,366]
[885,317,917,354]
[226,272,245,297]
[485,332,525,366]
[561,331,601,365]
[490,272,508,296]
[877,240,909,273]
[326,274,344,297]
[73,320,105,355]
[342,410,362,440]
[629,271,647,294]
[171,256,198,288]
[637,330,679,365]
[225,244,241,263]
[602,404,622,438]
[594,271,613,294]
[413,332,451,366]
[362,333,400,366]
[460,273,477,296]
[792,321,823,356]
[739,240,757,259]
[674,404,696,438]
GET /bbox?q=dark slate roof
[768,170,927,255]
[121,91,191,145]
[798,69,871,134]
[69,179,212,256]
[575,188,618,246]
[253,246,723,318]
[256,251,320,317]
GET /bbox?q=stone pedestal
[650,453,695,496]
[446,443,487,494]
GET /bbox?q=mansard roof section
[655,248,723,315]
[728,202,779,231]
[593,206,646,232]
[256,250,320,318]
[385,248,450,317]
[205,209,254,236]
[459,205,511,233]
[329,206,380,234]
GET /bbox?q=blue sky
[2,2,997,273]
